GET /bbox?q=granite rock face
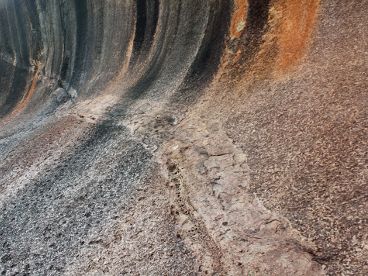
[0,0,367,275]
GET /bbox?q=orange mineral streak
[11,63,41,116]
[272,0,320,75]
[230,0,248,39]
[217,0,320,85]
[214,0,248,84]
[0,63,42,127]
[251,0,320,79]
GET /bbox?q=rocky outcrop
[0,0,367,275]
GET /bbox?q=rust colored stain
[250,0,320,79]
[214,0,248,84]
[230,0,248,39]
[11,62,41,116]
[272,0,320,74]
[217,0,320,84]
[0,63,42,127]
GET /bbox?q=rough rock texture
[0,0,367,275]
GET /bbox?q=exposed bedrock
[0,0,367,275]
[0,0,230,118]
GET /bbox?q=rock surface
[0,0,367,275]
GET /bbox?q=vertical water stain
[218,0,320,83]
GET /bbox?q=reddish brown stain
[217,0,320,84]
[272,0,320,74]
[249,0,320,79]
[230,0,248,39]
[11,62,41,116]
[0,64,42,127]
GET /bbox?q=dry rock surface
[0,0,367,275]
